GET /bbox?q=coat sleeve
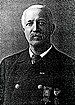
[0,59,5,105]
[0,52,22,105]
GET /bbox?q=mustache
[30,32,42,37]
[30,32,43,41]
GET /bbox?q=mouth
[33,35,42,40]
[31,33,43,40]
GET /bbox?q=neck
[30,43,52,55]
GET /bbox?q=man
[0,4,75,105]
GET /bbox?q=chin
[30,40,42,46]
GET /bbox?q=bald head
[21,5,53,29]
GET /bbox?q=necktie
[31,54,41,64]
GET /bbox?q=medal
[38,85,61,105]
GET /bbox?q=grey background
[0,0,75,62]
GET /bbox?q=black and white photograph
[0,0,75,105]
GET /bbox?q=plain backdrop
[0,0,75,62]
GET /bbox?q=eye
[39,21,46,26]
[26,21,33,26]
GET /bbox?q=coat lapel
[16,47,32,71]
[17,47,31,64]
[7,48,33,83]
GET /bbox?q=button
[54,88,61,96]
[43,86,52,97]
[38,85,42,89]
[15,84,19,89]
[40,72,45,74]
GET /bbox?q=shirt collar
[29,45,52,58]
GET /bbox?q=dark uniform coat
[0,46,75,105]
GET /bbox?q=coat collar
[29,45,53,58]
[17,45,57,64]
[17,47,30,63]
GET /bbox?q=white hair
[21,5,53,29]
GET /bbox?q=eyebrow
[27,20,33,23]
[37,18,46,21]
[27,18,46,22]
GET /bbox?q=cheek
[25,27,31,35]
[25,28,31,34]
[45,25,51,35]
[24,29,30,41]
[42,26,49,35]
[42,26,51,40]
[41,25,49,32]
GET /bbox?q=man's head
[21,5,55,47]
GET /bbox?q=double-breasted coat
[0,46,75,105]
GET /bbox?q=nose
[33,21,38,32]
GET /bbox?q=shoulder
[52,46,75,65]
[1,47,28,69]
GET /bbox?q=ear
[21,27,26,37]
[51,23,55,34]
[22,27,25,32]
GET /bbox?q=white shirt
[29,45,52,58]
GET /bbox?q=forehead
[25,8,49,22]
